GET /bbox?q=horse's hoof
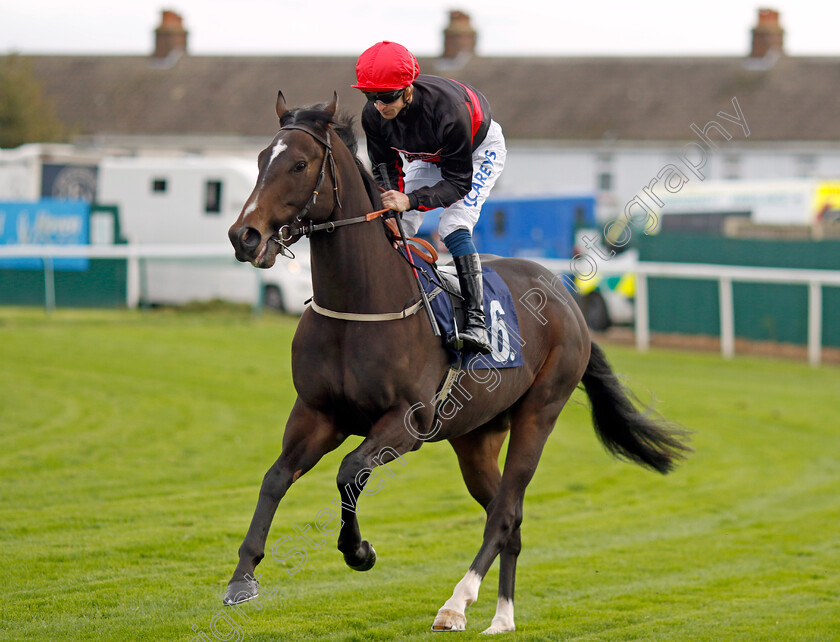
[223,576,260,605]
[344,540,377,571]
[432,608,466,632]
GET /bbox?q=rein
[279,208,391,244]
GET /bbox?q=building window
[598,172,613,192]
[796,154,816,178]
[596,154,613,192]
[723,155,741,180]
[152,178,167,193]
[204,180,223,214]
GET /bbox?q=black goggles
[362,88,406,105]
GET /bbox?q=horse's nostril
[240,227,261,250]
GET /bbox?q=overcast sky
[2,1,838,58]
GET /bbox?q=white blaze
[243,200,258,217]
[269,140,288,166]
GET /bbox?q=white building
[7,9,839,227]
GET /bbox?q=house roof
[15,51,840,144]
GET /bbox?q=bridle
[271,123,391,259]
[263,120,442,326]
[272,124,340,258]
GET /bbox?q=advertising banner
[0,199,90,270]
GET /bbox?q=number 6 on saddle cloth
[394,242,525,371]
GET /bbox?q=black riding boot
[450,253,493,354]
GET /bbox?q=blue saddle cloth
[406,251,524,370]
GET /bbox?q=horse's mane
[280,104,383,209]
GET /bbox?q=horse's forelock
[279,107,331,130]
[280,106,359,157]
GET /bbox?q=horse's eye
[292,161,307,173]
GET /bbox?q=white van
[97,156,313,312]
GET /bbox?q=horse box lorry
[415,194,634,330]
[95,155,313,312]
[0,147,312,312]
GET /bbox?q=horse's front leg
[224,401,343,604]
[334,405,423,571]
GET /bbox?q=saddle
[382,217,469,333]
[382,216,523,371]
[436,265,468,332]
[383,220,467,330]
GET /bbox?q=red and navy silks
[362,75,493,213]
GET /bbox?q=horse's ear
[276,90,288,120]
[325,92,338,117]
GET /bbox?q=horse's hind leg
[433,360,581,632]
[224,402,343,605]
[439,422,521,634]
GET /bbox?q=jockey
[353,40,507,355]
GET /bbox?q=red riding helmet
[352,41,420,91]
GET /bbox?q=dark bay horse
[225,92,690,633]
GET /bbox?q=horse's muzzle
[229,226,263,263]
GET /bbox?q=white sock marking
[440,569,482,614]
[483,597,515,634]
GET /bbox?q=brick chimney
[153,10,188,58]
[750,8,784,58]
[442,10,476,59]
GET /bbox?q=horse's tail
[580,342,692,474]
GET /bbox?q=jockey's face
[373,86,413,120]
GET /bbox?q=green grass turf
[0,307,837,641]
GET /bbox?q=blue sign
[0,199,90,270]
